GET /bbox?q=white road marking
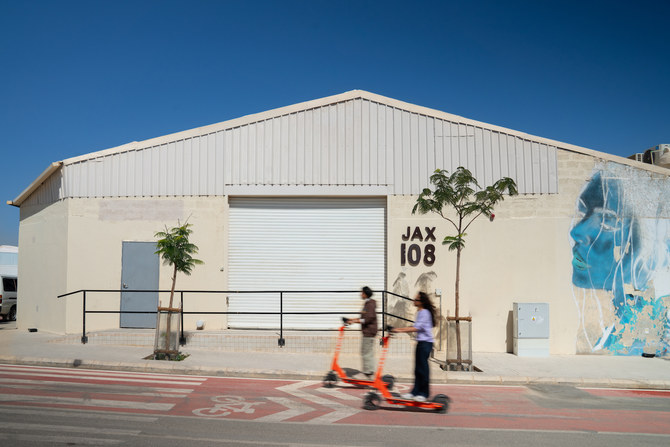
[0,369,204,386]
[0,405,158,422]
[0,383,190,397]
[192,395,265,418]
[255,397,315,422]
[0,393,175,410]
[0,377,192,396]
[315,386,361,401]
[0,364,207,384]
[0,363,204,381]
[275,381,361,424]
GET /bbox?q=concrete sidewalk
[1,324,669,390]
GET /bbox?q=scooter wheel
[363,392,381,410]
[323,371,337,388]
[432,394,450,414]
[381,374,395,390]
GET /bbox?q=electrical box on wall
[513,302,549,357]
[514,303,549,338]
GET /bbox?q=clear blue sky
[1,0,668,245]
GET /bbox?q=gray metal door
[120,242,159,328]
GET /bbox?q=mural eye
[600,215,618,232]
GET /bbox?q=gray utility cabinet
[513,302,549,357]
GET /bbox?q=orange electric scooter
[323,318,395,389]
[362,328,450,413]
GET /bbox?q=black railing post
[278,291,285,347]
[380,290,386,346]
[81,291,88,344]
[179,291,186,346]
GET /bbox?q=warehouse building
[9,90,670,356]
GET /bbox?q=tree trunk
[455,246,462,365]
[164,264,178,352]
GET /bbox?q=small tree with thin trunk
[413,167,517,366]
[154,221,203,357]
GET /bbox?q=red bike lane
[170,375,670,434]
[1,364,669,434]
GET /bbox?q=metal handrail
[57,289,414,345]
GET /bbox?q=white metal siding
[22,170,64,207]
[44,97,561,205]
[227,197,386,329]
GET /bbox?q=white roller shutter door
[228,197,385,329]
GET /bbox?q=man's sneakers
[400,393,426,402]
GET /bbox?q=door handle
[123,283,128,289]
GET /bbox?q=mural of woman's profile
[569,163,670,357]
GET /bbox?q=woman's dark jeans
[411,340,433,398]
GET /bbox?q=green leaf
[155,221,204,275]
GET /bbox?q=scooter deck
[338,369,375,386]
[341,378,375,387]
[385,397,443,409]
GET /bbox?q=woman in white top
[392,291,436,401]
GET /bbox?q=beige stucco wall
[385,149,598,354]
[18,197,229,334]
[21,147,666,356]
[64,196,229,334]
[18,200,69,333]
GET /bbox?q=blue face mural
[570,173,638,290]
[570,165,670,357]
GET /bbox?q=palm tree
[154,221,203,355]
[413,167,517,366]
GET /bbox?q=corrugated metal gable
[26,93,567,205]
[22,169,64,207]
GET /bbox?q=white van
[0,275,17,321]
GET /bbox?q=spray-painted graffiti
[570,163,670,357]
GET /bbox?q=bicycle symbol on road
[193,395,265,418]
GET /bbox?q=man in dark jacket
[346,286,377,377]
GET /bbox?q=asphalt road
[1,364,669,446]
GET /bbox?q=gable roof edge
[25,90,670,196]
[62,90,367,165]
[8,161,63,207]
[357,90,670,176]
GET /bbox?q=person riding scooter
[345,286,377,379]
[390,291,436,402]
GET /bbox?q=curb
[2,356,670,390]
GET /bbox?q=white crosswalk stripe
[0,365,370,425]
[255,397,315,422]
[273,381,362,424]
[0,393,175,410]
[315,386,363,401]
[0,364,193,415]
[0,377,192,397]
[0,368,204,386]
[0,364,204,381]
